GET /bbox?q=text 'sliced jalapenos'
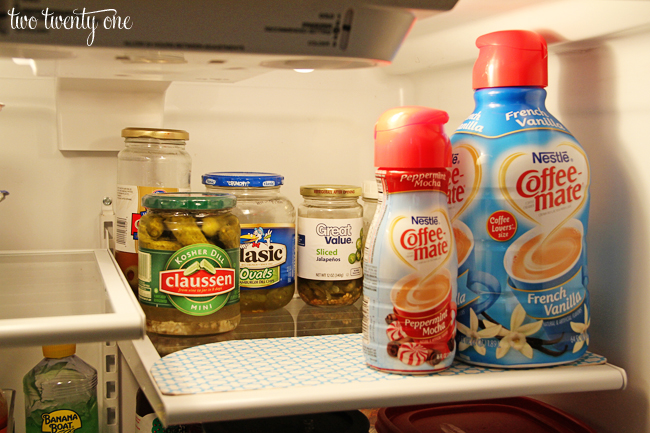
[7,7,132,46]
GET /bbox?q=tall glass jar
[115,128,192,294]
[297,185,363,307]
[202,172,296,313]
[361,180,378,252]
[137,192,240,336]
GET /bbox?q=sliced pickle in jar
[240,284,295,313]
[297,277,362,306]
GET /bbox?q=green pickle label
[138,243,239,316]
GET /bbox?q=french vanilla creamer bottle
[450,30,590,367]
[362,106,458,374]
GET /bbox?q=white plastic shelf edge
[118,336,626,426]
[0,249,145,348]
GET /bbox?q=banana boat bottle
[362,106,458,374]
[450,30,590,367]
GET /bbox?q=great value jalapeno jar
[137,192,240,336]
[202,172,296,313]
[297,185,363,307]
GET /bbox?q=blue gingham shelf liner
[151,333,606,395]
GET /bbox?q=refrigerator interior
[1,0,649,432]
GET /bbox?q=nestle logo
[532,151,570,164]
[411,216,439,225]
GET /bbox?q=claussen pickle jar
[202,172,296,313]
[297,185,363,307]
[138,192,240,335]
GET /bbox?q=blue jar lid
[202,172,284,188]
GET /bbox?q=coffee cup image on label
[453,220,474,268]
[391,268,452,317]
[504,218,583,288]
[386,267,457,366]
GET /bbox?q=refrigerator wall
[1,0,649,432]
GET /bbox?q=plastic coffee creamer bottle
[450,30,590,367]
[362,106,458,374]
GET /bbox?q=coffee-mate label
[362,169,458,374]
[450,95,590,367]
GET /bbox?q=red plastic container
[376,397,596,433]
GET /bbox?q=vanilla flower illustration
[494,304,543,359]
[570,305,590,353]
[457,308,502,356]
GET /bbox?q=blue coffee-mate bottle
[449,30,590,367]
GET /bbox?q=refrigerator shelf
[0,249,145,347]
[118,300,626,426]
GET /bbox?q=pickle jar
[297,185,363,307]
[137,192,240,336]
[202,172,296,313]
[115,128,192,294]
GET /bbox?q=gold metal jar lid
[121,127,189,140]
[300,184,362,198]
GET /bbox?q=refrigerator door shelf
[0,249,145,347]
[118,304,626,426]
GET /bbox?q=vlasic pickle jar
[202,172,296,313]
[297,185,363,307]
[137,192,240,335]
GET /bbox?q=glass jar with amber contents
[297,185,363,307]
[137,192,240,335]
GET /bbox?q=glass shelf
[0,249,145,347]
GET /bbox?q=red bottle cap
[473,30,548,90]
[374,106,451,169]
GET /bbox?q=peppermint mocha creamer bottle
[362,106,458,374]
[450,30,590,367]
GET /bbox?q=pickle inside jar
[297,277,362,306]
[140,211,240,250]
[240,284,295,313]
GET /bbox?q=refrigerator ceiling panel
[0,0,458,81]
